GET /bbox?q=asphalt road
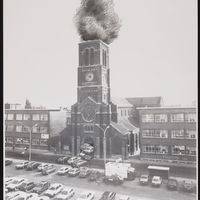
[4,159,197,200]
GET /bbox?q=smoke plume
[74,0,121,44]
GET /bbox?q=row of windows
[5,125,48,134]
[5,113,48,121]
[120,109,131,117]
[143,145,196,156]
[142,113,196,123]
[142,129,196,139]
[5,137,48,146]
[84,125,94,132]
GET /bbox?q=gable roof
[126,96,162,107]
[111,97,133,107]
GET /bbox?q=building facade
[5,107,62,150]
[71,40,139,159]
[137,106,197,162]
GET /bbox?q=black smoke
[74,0,121,44]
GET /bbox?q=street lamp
[17,122,38,161]
[96,124,110,168]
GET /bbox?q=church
[70,40,140,159]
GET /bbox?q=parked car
[57,166,72,175]
[42,165,56,175]
[118,195,130,200]
[43,183,63,198]
[79,167,91,178]
[54,187,75,200]
[88,171,102,182]
[12,192,38,200]
[6,178,28,191]
[5,177,18,187]
[16,180,36,192]
[77,191,95,200]
[68,156,81,165]
[72,159,87,168]
[103,175,123,185]
[15,161,29,169]
[83,146,94,154]
[31,181,50,195]
[151,176,162,187]
[5,159,13,166]
[56,156,71,164]
[34,196,50,200]
[99,191,116,200]
[37,163,49,171]
[182,180,194,192]
[68,168,80,177]
[5,191,26,200]
[167,178,178,190]
[26,162,40,170]
[139,174,149,185]
[80,143,91,151]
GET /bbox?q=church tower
[71,40,112,158]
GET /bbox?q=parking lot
[5,158,196,200]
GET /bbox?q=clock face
[85,73,94,82]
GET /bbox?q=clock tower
[71,40,112,158]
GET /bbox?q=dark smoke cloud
[74,0,121,44]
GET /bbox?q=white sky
[4,0,197,108]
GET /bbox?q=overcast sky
[4,0,197,108]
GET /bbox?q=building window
[185,113,196,123]
[16,114,23,120]
[143,145,155,153]
[40,139,48,146]
[6,125,14,132]
[6,137,13,144]
[32,139,40,145]
[84,125,94,133]
[85,48,89,66]
[142,114,154,122]
[90,48,94,65]
[16,125,23,132]
[40,127,48,134]
[7,114,14,120]
[23,126,30,133]
[155,145,168,154]
[185,130,196,139]
[23,114,31,120]
[33,114,40,121]
[142,130,155,138]
[5,114,7,120]
[172,145,185,155]
[154,114,168,123]
[40,114,48,121]
[155,130,168,138]
[171,113,184,122]
[185,147,196,156]
[32,126,40,133]
[142,130,168,138]
[171,130,184,139]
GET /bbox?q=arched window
[85,48,89,66]
[90,48,94,65]
[104,50,107,66]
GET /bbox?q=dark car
[72,159,87,168]
[167,178,178,190]
[26,162,40,170]
[56,156,71,164]
[182,180,194,192]
[16,181,36,192]
[5,159,13,166]
[99,191,116,200]
[88,171,102,182]
[103,175,124,185]
[80,152,94,161]
[31,181,50,194]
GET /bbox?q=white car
[54,187,75,200]
[57,166,72,175]
[67,157,81,165]
[37,163,49,171]
[77,191,95,200]
[11,192,38,200]
[5,191,26,200]
[118,195,131,200]
[43,183,63,198]
[15,161,29,169]
[151,176,162,187]
[6,178,28,191]
[35,196,50,200]
[83,146,94,154]
[5,177,17,187]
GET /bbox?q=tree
[25,99,32,109]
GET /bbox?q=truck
[105,162,136,180]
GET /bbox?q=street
[5,159,196,200]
